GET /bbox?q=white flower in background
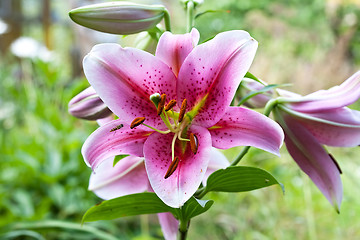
[10,37,53,61]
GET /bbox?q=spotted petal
[143,126,212,208]
[276,110,343,210]
[88,156,148,200]
[177,30,258,127]
[209,107,284,156]
[82,119,152,170]
[83,43,177,127]
[156,28,200,77]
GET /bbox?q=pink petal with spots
[292,107,360,147]
[82,119,152,170]
[177,30,258,127]
[83,43,177,127]
[157,212,178,240]
[277,112,342,210]
[155,28,200,77]
[209,107,284,156]
[143,126,212,208]
[286,71,360,112]
[202,148,229,186]
[88,156,149,200]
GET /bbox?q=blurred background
[1,0,360,239]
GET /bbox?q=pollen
[178,99,187,122]
[157,94,166,115]
[189,133,198,154]
[130,117,146,129]
[164,156,180,179]
[164,99,177,111]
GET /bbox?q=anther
[157,94,166,115]
[110,124,124,132]
[164,156,180,179]
[178,99,187,122]
[329,154,342,174]
[164,99,177,111]
[130,117,146,129]
[189,133,198,154]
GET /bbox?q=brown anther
[178,99,187,122]
[329,154,342,174]
[189,133,198,154]
[157,94,166,115]
[164,99,177,111]
[110,124,124,132]
[130,117,145,129]
[164,156,180,179]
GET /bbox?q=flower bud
[69,2,167,35]
[237,78,274,108]
[68,87,112,120]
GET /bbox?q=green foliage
[82,193,173,223]
[204,166,284,194]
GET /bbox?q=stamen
[329,154,342,174]
[189,133,198,154]
[164,156,180,179]
[157,94,166,115]
[110,124,124,132]
[165,99,177,111]
[130,117,146,129]
[178,99,187,122]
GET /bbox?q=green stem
[163,9,171,32]
[186,1,195,32]
[230,146,251,166]
[178,219,189,240]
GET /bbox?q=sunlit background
[1,0,360,239]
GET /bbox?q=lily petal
[82,119,152,170]
[286,71,360,112]
[209,107,284,156]
[291,107,360,147]
[157,212,178,240]
[177,30,258,127]
[88,156,148,200]
[143,126,212,208]
[202,148,229,186]
[156,28,200,77]
[275,109,343,210]
[83,43,177,127]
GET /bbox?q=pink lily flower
[89,149,229,240]
[273,71,360,211]
[82,28,284,208]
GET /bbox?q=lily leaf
[237,83,288,106]
[204,166,284,194]
[82,192,173,223]
[244,71,261,83]
[113,154,130,167]
[172,197,214,222]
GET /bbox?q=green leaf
[237,83,288,106]
[82,192,173,223]
[113,154,129,167]
[172,197,214,222]
[244,72,261,83]
[195,9,229,19]
[204,166,284,194]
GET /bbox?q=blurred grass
[1,0,360,239]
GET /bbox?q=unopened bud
[69,2,167,35]
[68,87,112,120]
[237,78,274,108]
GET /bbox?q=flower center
[129,93,198,179]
